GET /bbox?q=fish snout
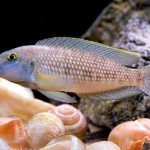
[0,69,3,75]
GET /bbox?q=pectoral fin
[77,87,142,101]
[39,90,77,103]
[35,74,62,91]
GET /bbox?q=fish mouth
[0,69,3,76]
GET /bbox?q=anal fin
[38,90,77,103]
[77,86,142,101]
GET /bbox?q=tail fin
[139,65,150,96]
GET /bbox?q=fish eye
[6,53,18,62]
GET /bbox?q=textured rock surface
[82,0,150,45]
[113,17,150,68]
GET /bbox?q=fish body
[0,37,148,103]
[19,45,140,92]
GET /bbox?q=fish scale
[0,37,149,103]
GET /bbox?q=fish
[0,37,148,103]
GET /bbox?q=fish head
[0,46,34,83]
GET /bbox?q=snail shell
[87,141,121,150]
[0,138,13,149]
[39,135,86,150]
[50,104,88,139]
[0,117,26,149]
[108,118,150,150]
[25,112,65,149]
[126,136,150,150]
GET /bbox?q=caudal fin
[139,65,150,96]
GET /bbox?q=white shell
[0,78,55,122]
[39,135,86,150]
[26,112,65,149]
[0,138,12,150]
[87,141,121,150]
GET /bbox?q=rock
[82,0,150,45]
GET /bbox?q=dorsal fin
[35,37,141,66]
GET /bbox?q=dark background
[0,1,112,100]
